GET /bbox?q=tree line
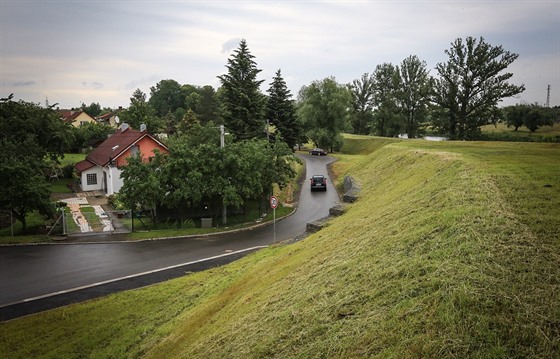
[1,36,556,232]
[79,36,555,149]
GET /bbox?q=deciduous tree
[432,36,525,140]
[119,151,166,221]
[0,97,74,232]
[398,55,431,138]
[372,63,403,137]
[348,73,375,135]
[298,77,351,152]
[120,89,163,132]
[503,104,554,132]
[149,79,185,118]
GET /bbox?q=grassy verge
[1,137,559,358]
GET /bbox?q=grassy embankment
[1,135,559,358]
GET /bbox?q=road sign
[270,195,278,209]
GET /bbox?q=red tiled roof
[75,159,95,172]
[58,110,78,120]
[97,108,123,121]
[82,127,167,167]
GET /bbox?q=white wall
[80,167,104,192]
[104,166,124,195]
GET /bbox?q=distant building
[96,107,124,128]
[57,109,97,127]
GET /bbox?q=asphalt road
[0,154,340,319]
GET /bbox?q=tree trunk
[13,211,27,234]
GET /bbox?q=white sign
[270,196,278,209]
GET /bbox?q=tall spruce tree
[266,69,301,150]
[218,39,266,140]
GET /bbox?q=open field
[480,121,560,142]
[1,136,559,358]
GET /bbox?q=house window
[86,173,98,186]
[130,145,139,155]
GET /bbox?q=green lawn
[2,137,559,358]
[60,153,86,166]
[49,177,74,193]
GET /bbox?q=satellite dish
[115,115,120,124]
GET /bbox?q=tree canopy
[348,73,376,135]
[148,79,185,118]
[371,63,403,137]
[0,97,74,232]
[503,104,554,132]
[398,55,431,138]
[118,123,296,224]
[431,36,525,140]
[298,77,351,152]
[120,88,163,132]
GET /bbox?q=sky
[1,0,559,110]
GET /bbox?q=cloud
[125,76,162,91]
[222,38,242,54]
[13,80,36,87]
[1,1,558,108]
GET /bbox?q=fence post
[62,208,67,236]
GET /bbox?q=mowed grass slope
[1,137,559,358]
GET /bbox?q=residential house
[58,109,97,127]
[74,124,169,195]
[96,107,124,128]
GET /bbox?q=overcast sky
[1,0,559,110]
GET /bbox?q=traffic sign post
[270,196,278,243]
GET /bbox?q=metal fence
[62,209,133,236]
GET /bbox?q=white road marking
[3,246,267,307]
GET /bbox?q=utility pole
[546,85,551,108]
[220,125,227,225]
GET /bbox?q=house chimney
[140,123,146,132]
[120,123,129,132]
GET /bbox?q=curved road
[0,154,340,312]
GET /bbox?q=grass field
[480,121,560,142]
[1,136,559,358]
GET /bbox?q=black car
[310,175,327,191]
[309,148,327,156]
